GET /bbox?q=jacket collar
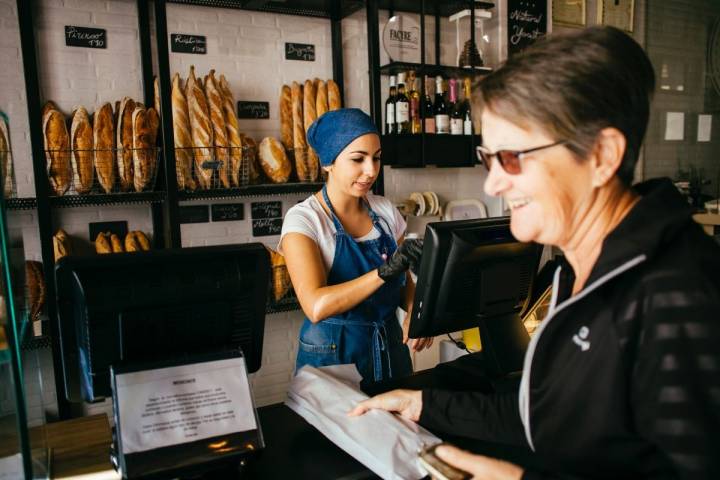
[584,177,694,286]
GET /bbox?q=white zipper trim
[518,254,647,451]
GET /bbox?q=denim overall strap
[316,185,404,381]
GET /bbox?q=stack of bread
[171,66,258,190]
[42,97,160,196]
[278,79,341,183]
[0,112,15,198]
[52,229,72,262]
[95,230,151,254]
[25,260,45,322]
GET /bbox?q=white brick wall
[4,0,505,424]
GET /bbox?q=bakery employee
[279,108,433,383]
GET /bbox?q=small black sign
[89,221,128,242]
[237,101,269,119]
[211,203,244,222]
[178,205,210,224]
[251,201,282,219]
[170,33,207,54]
[285,42,315,61]
[507,0,547,56]
[65,26,106,49]
[252,218,283,237]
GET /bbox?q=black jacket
[419,178,720,479]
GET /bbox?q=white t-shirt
[278,193,407,271]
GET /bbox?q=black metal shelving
[167,0,365,19]
[379,61,492,78]
[48,192,166,208]
[6,198,38,210]
[178,183,323,201]
[376,0,494,17]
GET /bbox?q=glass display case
[0,171,48,478]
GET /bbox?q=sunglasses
[476,140,566,175]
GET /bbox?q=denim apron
[295,186,413,382]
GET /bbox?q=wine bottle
[449,78,463,135]
[408,70,421,134]
[385,75,397,135]
[434,76,449,134]
[422,75,435,134]
[463,77,473,135]
[396,72,410,134]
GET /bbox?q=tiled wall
[4,0,500,424]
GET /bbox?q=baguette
[267,247,291,301]
[124,232,141,252]
[110,234,124,253]
[54,229,72,261]
[95,232,112,254]
[315,79,328,118]
[241,134,260,183]
[258,137,291,183]
[279,85,293,151]
[291,81,309,182]
[0,113,14,198]
[93,102,116,193]
[185,66,213,189]
[204,70,230,188]
[146,107,160,187]
[218,75,243,187]
[25,260,45,322]
[70,107,94,194]
[327,79,341,110]
[41,101,59,119]
[131,106,152,192]
[154,76,161,116]
[43,106,71,195]
[302,80,319,181]
[116,97,136,191]
[134,231,151,251]
[171,73,196,191]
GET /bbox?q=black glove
[377,239,423,281]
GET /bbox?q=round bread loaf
[258,137,291,183]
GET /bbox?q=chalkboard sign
[178,205,210,224]
[211,203,244,222]
[65,26,106,49]
[251,201,282,219]
[252,218,283,237]
[170,33,207,54]
[285,42,315,61]
[237,101,270,119]
[507,0,547,56]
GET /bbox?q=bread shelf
[379,62,493,78]
[6,198,38,210]
[167,0,365,19]
[376,0,494,16]
[21,334,51,352]
[267,298,301,315]
[178,182,323,201]
[48,191,166,208]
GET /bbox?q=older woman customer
[349,26,720,479]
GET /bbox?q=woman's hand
[435,444,524,480]
[347,389,423,422]
[402,313,434,352]
[378,239,423,281]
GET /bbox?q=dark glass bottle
[385,75,397,135]
[433,76,449,134]
[449,78,463,135]
[422,75,435,134]
[463,77,473,135]
[396,72,411,134]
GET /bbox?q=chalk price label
[65,26,106,49]
[171,33,207,54]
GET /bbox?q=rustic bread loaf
[0,113,14,198]
[258,137,291,183]
[133,231,151,251]
[70,107,94,194]
[218,74,243,187]
[185,66,213,189]
[124,232,140,252]
[279,85,293,151]
[131,106,153,192]
[93,102,116,193]
[43,105,71,195]
[327,80,341,110]
[110,233,124,253]
[95,232,112,254]
[241,134,261,183]
[54,229,72,261]
[315,79,328,118]
[171,73,196,191]
[25,260,45,322]
[204,70,230,188]
[116,97,136,191]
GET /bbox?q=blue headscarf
[306,108,379,167]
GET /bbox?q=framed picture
[552,0,586,28]
[597,0,634,33]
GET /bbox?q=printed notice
[115,357,256,454]
[665,112,684,141]
[698,114,712,142]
